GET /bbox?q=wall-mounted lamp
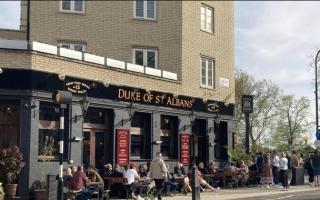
[71,136,83,142]
[127,101,135,120]
[189,109,196,125]
[153,140,163,145]
[214,111,221,127]
[73,95,90,123]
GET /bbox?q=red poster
[116,129,129,166]
[180,133,190,165]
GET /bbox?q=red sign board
[116,129,129,166]
[180,133,190,165]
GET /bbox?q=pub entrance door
[190,119,208,165]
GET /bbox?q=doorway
[82,108,111,171]
[190,119,208,165]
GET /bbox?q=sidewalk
[163,185,319,200]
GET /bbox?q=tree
[271,95,312,151]
[235,69,282,152]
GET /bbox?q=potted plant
[33,180,47,200]
[0,182,4,200]
[0,146,26,198]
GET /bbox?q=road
[238,191,320,200]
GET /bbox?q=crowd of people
[61,149,320,200]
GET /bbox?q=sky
[0,1,319,134]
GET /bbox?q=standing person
[261,154,273,188]
[279,152,289,190]
[304,153,314,186]
[256,152,263,174]
[272,151,280,186]
[286,151,292,185]
[149,152,167,200]
[311,149,320,187]
[291,150,300,168]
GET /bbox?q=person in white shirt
[272,151,280,185]
[124,162,144,200]
[279,152,289,190]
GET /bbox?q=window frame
[60,0,85,14]
[200,4,214,33]
[134,0,157,20]
[200,57,215,89]
[58,42,87,52]
[132,48,158,69]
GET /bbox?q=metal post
[315,50,320,133]
[245,113,250,154]
[192,166,200,200]
[57,105,66,200]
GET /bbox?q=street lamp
[73,95,90,122]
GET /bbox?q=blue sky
[0,1,318,119]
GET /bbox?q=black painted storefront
[0,69,235,197]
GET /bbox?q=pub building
[0,40,235,195]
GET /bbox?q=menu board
[180,133,190,165]
[116,129,129,166]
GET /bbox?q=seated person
[103,163,113,177]
[198,162,209,175]
[63,167,73,181]
[113,164,124,177]
[173,162,191,194]
[124,162,144,200]
[188,166,217,192]
[138,164,149,178]
[237,160,249,186]
[71,166,92,200]
[223,162,239,188]
[87,165,104,191]
[163,164,177,196]
[111,164,124,197]
[71,166,77,176]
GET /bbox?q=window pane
[206,9,212,32]
[38,129,59,158]
[62,0,71,11]
[147,0,155,19]
[59,43,70,49]
[74,44,85,52]
[131,135,142,157]
[74,0,84,12]
[201,59,206,85]
[136,0,144,17]
[135,50,144,66]
[208,61,213,86]
[147,51,156,68]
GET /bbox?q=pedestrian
[261,154,273,189]
[149,152,167,200]
[256,152,263,174]
[304,153,314,186]
[311,149,320,187]
[291,150,300,168]
[279,152,289,190]
[272,151,280,186]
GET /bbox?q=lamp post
[242,95,254,154]
[315,50,320,134]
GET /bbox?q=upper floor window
[201,58,214,88]
[134,0,156,20]
[58,42,86,52]
[201,4,213,33]
[60,0,85,13]
[133,48,158,68]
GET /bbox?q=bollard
[192,166,201,200]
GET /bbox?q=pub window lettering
[201,4,213,33]
[134,0,156,20]
[200,58,215,88]
[58,43,87,52]
[133,48,158,69]
[60,0,85,13]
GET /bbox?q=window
[134,0,156,20]
[58,42,86,52]
[160,115,178,160]
[130,113,151,160]
[38,102,70,160]
[133,48,158,68]
[201,5,213,33]
[60,0,85,13]
[200,58,215,88]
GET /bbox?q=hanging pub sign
[180,133,190,165]
[242,95,254,113]
[65,81,90,94]
[116,129,129,166]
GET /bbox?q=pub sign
[242,95,254,113]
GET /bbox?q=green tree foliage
[271,95,312,151]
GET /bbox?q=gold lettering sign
[117,89,193,109]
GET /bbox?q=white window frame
[134,0,157,20]
[60,0,85,14]
[201,4,213,33]
[58,42,87,52]
[132,48,158,69]
[200,57,215,89]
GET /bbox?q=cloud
[0,1,20,30]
